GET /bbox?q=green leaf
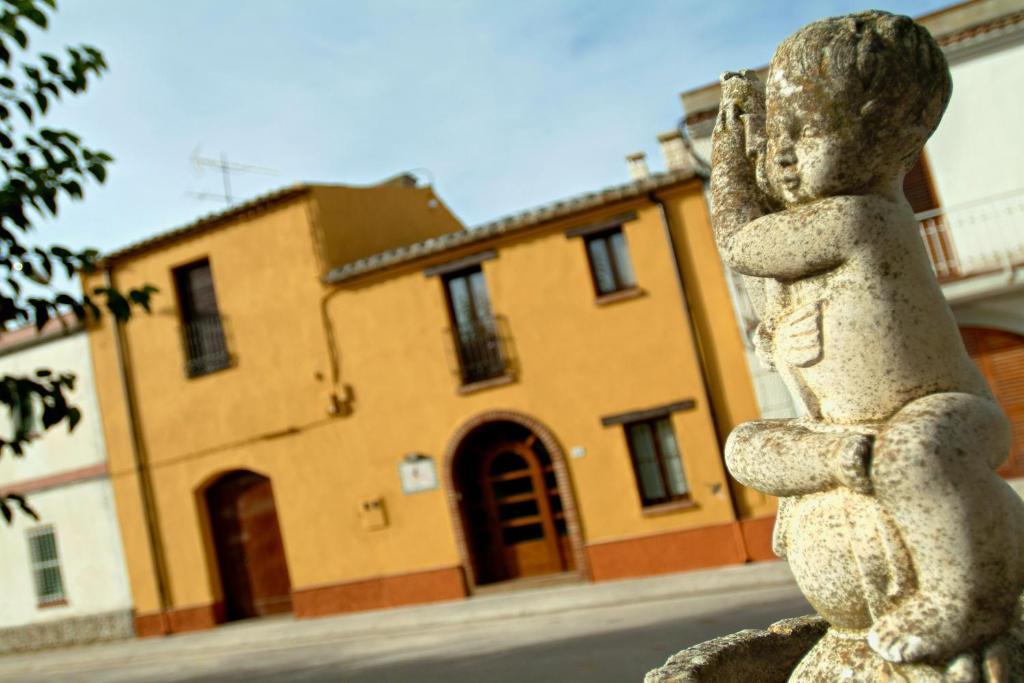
[30,298,49,330]
[22,8,48,29]
[86,162,105,182]
[129,288,153,312]
[11,28,27,50]
[66,406,80,431]
[40,54,59,74]
[6,494,37,521]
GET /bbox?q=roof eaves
[325,168,701,285]
[101,184,313,265]
[0,313,83,358]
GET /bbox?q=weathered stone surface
[644,615,827,683]
[0,608,134,654]
[647,611,1024,682]
[698,9,1024,680]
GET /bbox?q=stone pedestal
[647,611,1024,682]
[644,616,826,683]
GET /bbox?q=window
[27,526,65,606]
[904,152,957,281]
[443,267,506,384]
[624,416,689,507]
[173,259,231,377]
[584,228,636,296]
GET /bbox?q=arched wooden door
[481,441,564,579]
[455,425,575,585]
[961,327,1024,478]
[206,471,293,621]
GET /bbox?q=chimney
[657,130,693,172]
[626,152,650,181]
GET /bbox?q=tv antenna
[188,148,278,205]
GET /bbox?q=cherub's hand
[833,433,873,495]
[714,72,747,142]
[719,70,766,159]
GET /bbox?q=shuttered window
[903,153,941,214]
[961,327,1024,478]
[904,153,959,281]
[27,526,65,606]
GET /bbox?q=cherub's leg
[866,392,1023,664]
[726,418,871,497]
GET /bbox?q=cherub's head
[762,11,951,207]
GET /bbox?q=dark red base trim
[585,520,778,581]
[291,566,467,619]
[739,515,778,561]
[134,602,224,637]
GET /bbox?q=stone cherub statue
[712,10,1024,680]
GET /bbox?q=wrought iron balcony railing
[917,189,1024,283]
[180,314,232,378]
[444,315,515,386]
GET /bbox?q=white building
[0,316,134,652]
[666,0,1024,481]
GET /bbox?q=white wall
[0,331,108,482]
[0,329,133,628]
[0,478,133,627]
[925,38,1024,273]
[928,40,1024,207]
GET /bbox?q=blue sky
[30,0,949,261]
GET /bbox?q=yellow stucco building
[86,169,775,636]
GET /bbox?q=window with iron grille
[624,416,689,507]
[443,266,506,385]
[173,258,231,377]
[584,227,636,296]
[27,526,65,605]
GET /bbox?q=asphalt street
[0,582,809,682]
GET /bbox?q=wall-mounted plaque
[399,453,438,494]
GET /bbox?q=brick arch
[442,410,588,589]
[195,466,272,495]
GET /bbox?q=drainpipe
[648,193,748,555]
[319,285,350,416]
[104,267,173,624]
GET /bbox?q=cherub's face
[764,69,870,207]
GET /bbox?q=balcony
[180,314,232,378]
[444,315,517,389]
[918,189,1024,283]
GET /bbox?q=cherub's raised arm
[711,72,766,254]
[717,196,876,280]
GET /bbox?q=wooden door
[207,472,293,620]
[961,327,1024,478]
[481,441,565,580]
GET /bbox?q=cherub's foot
[833,433,873,495]
[867,594,969,664]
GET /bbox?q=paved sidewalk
[0,561,798,679]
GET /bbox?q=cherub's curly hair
[771,11,951,148]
